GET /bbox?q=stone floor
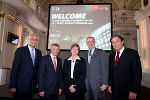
[0,86,150,100]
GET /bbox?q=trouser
[13,91,33,100]
[40,94,58,100]
[86,81,105,100]
[65,94,84,100]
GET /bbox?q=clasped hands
[69,84,76,93]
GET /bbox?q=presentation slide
[47,4,112,50]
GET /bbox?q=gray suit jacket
[85,48,108,92]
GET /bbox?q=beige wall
[135,3,150,88]
[1,17,22,68]
[38,34,47,56]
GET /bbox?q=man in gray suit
[85,37,109,100]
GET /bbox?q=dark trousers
[40,95,58,100]
[112,96,129,100]
[13,91,33,100]
[65,94,84,100]
[112,94,140,100]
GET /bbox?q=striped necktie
[114,51,120,66]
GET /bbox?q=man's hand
[69,85,76,93]
[108,86,112,94]
[10,88,16,93]
[36,84,38,88]
[39,92,44,97]
[59,89,62,95]
[100,84,107,91]
[129,91,137,99]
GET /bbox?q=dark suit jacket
[109,48,142,99]
[38,54,62,95]
[9,45,42,92]
[63,57,86,95]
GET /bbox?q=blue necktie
[31,48,35,65]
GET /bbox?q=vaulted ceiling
[39,0,141,11]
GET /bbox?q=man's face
[111,37,124,51]
[29,35,38,48]
[51,45,60,56]
[86,37,95,50]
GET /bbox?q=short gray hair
[29,33,39,40]
[86,37,95,41]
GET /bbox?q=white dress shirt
[68,56,80,79]
[115,46,125,59]
[50,53,57,66]
[28,45,35,57]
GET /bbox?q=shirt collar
[116,46,125,54]
[67,56,80,60]
[50,53,56,58]
[28,45,35,51]
[89,47,95,55]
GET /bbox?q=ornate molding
[0,12,4,18]
[113,10,136,28]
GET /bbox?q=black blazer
[63,57,86,95]
[109,48,142,99]
[38,55,62,95]
[9,45,42,92]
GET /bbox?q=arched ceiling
[39,0,141,11]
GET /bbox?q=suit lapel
[117,48,127,63]
[55,57,59,72]
[68,60,71,76]
[48,55,55,71]
[73,59,80,78]
[25,46,33,66]
[34,49,37,65]
[89,48,98,64]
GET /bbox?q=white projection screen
[47,4,112,50]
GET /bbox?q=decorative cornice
[0,11,4,18]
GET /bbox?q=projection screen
[47,4,112,50]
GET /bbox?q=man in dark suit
[108,34,142,100]
[85,37,109,100]
[9,34,42,100]
[38,43,62,100]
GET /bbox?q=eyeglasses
[30,38,38,41]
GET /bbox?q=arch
[128,0,141,10]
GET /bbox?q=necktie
[88,50,92,63]
[114,51,120,66]
[31,48,35,65]
[53,56,57,71]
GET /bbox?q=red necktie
[114,51,120,66]
[53,56,57,71]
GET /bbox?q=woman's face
[71,46,79,56]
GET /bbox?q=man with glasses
[9,34,42,100]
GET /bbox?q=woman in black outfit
[63,44,86,100]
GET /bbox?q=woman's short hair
[71,44,80,51]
